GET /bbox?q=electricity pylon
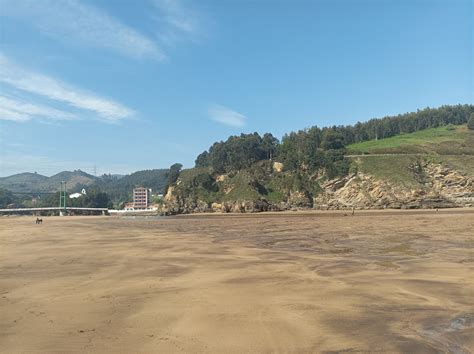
[59,181,67,215]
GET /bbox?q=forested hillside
[164,104,474,213]
[194,104,473,178]
[93,169,168,204]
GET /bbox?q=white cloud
[0,107,30,122]
[208,105,247,128]
[0,54,135,122]
[0,0,164,60]
[0,95,76,122]
[152,0,203,44]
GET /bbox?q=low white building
[69,189,87,199]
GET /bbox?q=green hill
[0,170,100,193]
[0,172,48,193]
[164,121,474,213]
[343,125,474,190]
[346,125,474,155]
[45,170,98,192]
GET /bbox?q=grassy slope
[353,154,474,189]
[353,155,422,188]
[347,125,474,188]
[436,155,474,177]
[346,125,474,155]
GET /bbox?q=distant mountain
[0,170,98,193]
[0,172,48,192]
[47,170,98,191]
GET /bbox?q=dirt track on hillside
[1,210,473,353]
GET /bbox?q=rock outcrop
[314,161,473,210]
[161,158,473,214]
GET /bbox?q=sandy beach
[1,210,473,353]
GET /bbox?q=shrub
[468,115,474,130]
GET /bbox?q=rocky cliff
[160,156,473,214]
[314,160,473,210]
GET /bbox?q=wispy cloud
[0,54,135,122]
[208,105,247,128]
[0,0,164,61]
[152,0,203,45]
[0,95,76,122]
[0,107,30,123]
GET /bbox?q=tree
[0,189,15,208]
[194,133,277,173]
[195,151,209,167]
[68,189,113,209]
[321,131,344,150]
[165,163,183,193]
[468,113,474,130]
[262,133,279,160]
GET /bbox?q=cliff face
[314,161,473,210]
[160,156,474,214]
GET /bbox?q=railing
[0,207,108,213]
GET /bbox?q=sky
[0,0,472,177]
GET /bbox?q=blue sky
[0,0,472,176]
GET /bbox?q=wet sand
[1,210,473,353]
